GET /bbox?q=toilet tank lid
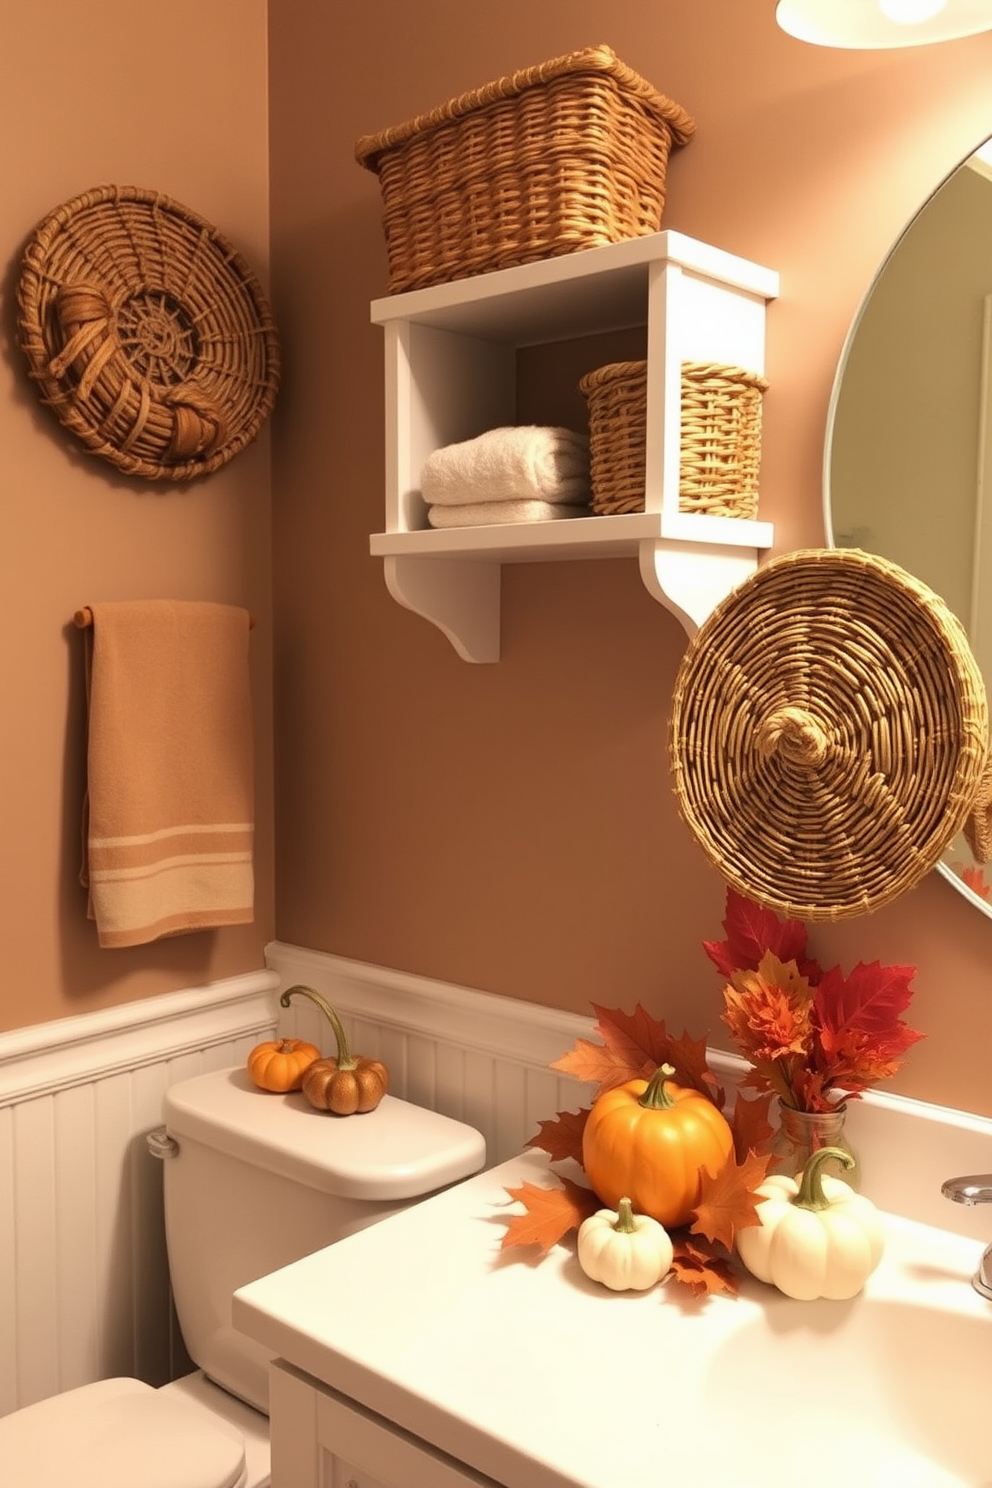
[162,1067,486,1199]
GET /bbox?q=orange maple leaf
[499,1177,600,1254]
[729,1089,774,1163]
[670,1235,739,1297]
[552,1004,723,1106]
[551,1034,642,1093]
[525,1108,589,1166]
[689,1148,771,1251]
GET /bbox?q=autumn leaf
[720,952,816,1104]
[551,1035,641,1093]
[552,1005,723,1106]
[499,1176,600,1254]
[665,1029,725,1106]
[814,960,924,1094]
[525,1108,589,1166]
[703,887,820,981]
[961,864,991,900]
[590,1001,668,1074]
[689,1148,771,1251]
[670,1235,739,1297]
[729,1089,774,1163]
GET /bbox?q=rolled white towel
[427,499,589,528]
[421,425,590,507]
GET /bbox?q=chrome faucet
[941,1174,992,1301]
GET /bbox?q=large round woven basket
[669,548,989,920]
[17,185,280,481]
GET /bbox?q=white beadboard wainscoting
[267,940,598,1166]
[267,939,992,1242]
[4,942,992,1422]
[0,970,279,1416]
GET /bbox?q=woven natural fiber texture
[670,548,989,921]
[17,185,280,481]
[964,756,992,863]
[355,44,695,294]
[578,359,768,517]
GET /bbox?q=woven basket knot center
[757,705,829,768]
[116,291,196,384]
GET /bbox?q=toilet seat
[0,1376,247,1488]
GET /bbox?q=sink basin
[705,1288,990,1487]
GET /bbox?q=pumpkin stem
[280,985,356,1070]
[638,1063,678,1111]
[614,1197,638,1234]
[791,1146,854,1211]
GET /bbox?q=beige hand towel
[427,499,589,528]
[421,425,590,506]
[80,600,254,948]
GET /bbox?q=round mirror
[826,138,992,918]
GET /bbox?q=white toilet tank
[158,1066,486,1415]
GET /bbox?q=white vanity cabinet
[369,231,779,660]
[268,1360,502,1488]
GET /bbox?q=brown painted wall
[5,1,992,1121]
[267,2,992,1116]
[0,0,274,1028]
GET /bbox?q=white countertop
[232,1149,990,1488]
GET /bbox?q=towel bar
[73,606,256,629]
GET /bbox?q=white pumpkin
[577,1196,674,1291]
[736,1146,885,1301]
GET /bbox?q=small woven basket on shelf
[669,547,989,921]
[17,185,280,482]
[355,44,695,294]
[578,359,768,517]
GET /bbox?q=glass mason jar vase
[768,1101,862,1190]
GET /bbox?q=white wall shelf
[369,230,779,662]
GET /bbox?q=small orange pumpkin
[281,985,389,1116]
[581,1063,733,1229]
[246,1036,320,1092]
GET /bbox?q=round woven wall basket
[669,548,989,921]
[17,185,280,481]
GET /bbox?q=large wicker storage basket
[579,359,768,518]
[355,45,695,294]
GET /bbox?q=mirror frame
[823,137,992,924]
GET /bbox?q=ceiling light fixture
[776,0,992,47]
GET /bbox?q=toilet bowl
[0,1377,249,1488]
[0,1063,486,1488]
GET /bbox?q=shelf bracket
[383,555,501,662]
[638,539,761,638]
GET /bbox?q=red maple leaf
[703,888,820,981]
[813,960,924,1096]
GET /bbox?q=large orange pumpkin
[581,1063,733,1229]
